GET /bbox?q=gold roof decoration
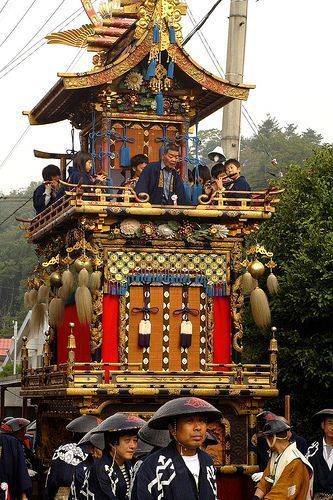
[46,0,143,51]
[135,0,187,45]
[46,24,95,48]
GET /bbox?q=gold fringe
[29,289,38,307]
[267,273,279,295]
[37,285,49,304]
[48,297,65,328]
[24,291,31,309]
[58,285,69,301]
[75,286,92,324]
[241,271,254,295]
[30,303,47,334]
[61,269,74,295]
[78,268,90,287]
[90,271,102,293]
[250,287,271,329]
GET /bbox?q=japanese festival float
[20,0,283,497]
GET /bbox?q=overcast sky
[0,0,332,194]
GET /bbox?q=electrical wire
[0,125,30,172]
[184,0,223,46]
[0,0,67,74]
[0,0,88,75]
[186,3,274,160]
[0,5,89,79]
[0,197,32,227]
[0,0,38,48]
[0,0,10,16]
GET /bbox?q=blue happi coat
[86,452,133,499]
[0,433,31,500]
[45,443,88,499]
[131,442,217,500]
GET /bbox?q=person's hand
[251,472,263,483]
[216,178,224,191]
[44,184,52,195]
[28,469,37,477]
[95,174,106,184]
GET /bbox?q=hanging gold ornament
[48,297,65,328]
[241,271,255,295]
[61,269,75,298]
[74,256,92,273]
[50,271,62,288]
[248,259,266,280]
[267,272,279,295]
[250,286,271,329]
[90,270,102,293]
[75,269,92,324]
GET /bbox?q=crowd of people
[0,399,332,499]
[32,145,251,214]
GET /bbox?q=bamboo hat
[66,415,101,434]
[148,397,221,430]
[79,429,105,450]
[92,412,145,435]
[5,418,30,433]
[138,423,171,448]
[313,409,333,424]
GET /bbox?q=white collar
[323,438,333,448]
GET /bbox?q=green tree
[244,145,333,439]
[0,184,37,336]
[195,116,325,190]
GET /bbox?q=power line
[0,197,32,227]
[0,0,67,74]
[0,0,38,48]
[184,0,223,45]
[0,0,10,16]
[0,126,30,172]
[0,8,87,79]
[186,3,273,160]
[0,0,86,75]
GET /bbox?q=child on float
[69,151,106,186]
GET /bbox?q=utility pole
[12,320,18,375]
[222,0,249,160]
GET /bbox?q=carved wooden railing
[24,184,283,241]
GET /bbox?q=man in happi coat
[254,413,313,499]
[0,431,31,500]
[44,415,100,500]
[86,413,145,499]
[69,430,104,500]
[135,144,187,206]
[131,397,220,500]
[306,409,333,499]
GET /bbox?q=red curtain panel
[57,304,91,364]
[102,295,119,364]
[213,297,232,368]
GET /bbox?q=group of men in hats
[252,409,333,500]
[42,397,220,500]
[1,402,331,499]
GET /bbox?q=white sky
[0,0,332,194]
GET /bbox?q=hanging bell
[248,259,265,280]
[74,256,92,273]
[50,271,62,289]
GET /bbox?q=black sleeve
[236,177,251,192]
[15,440,32,495]
[130,465,155,500]
[135,166,151,199]
[33,185,47,214]
[175,174,187,205]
